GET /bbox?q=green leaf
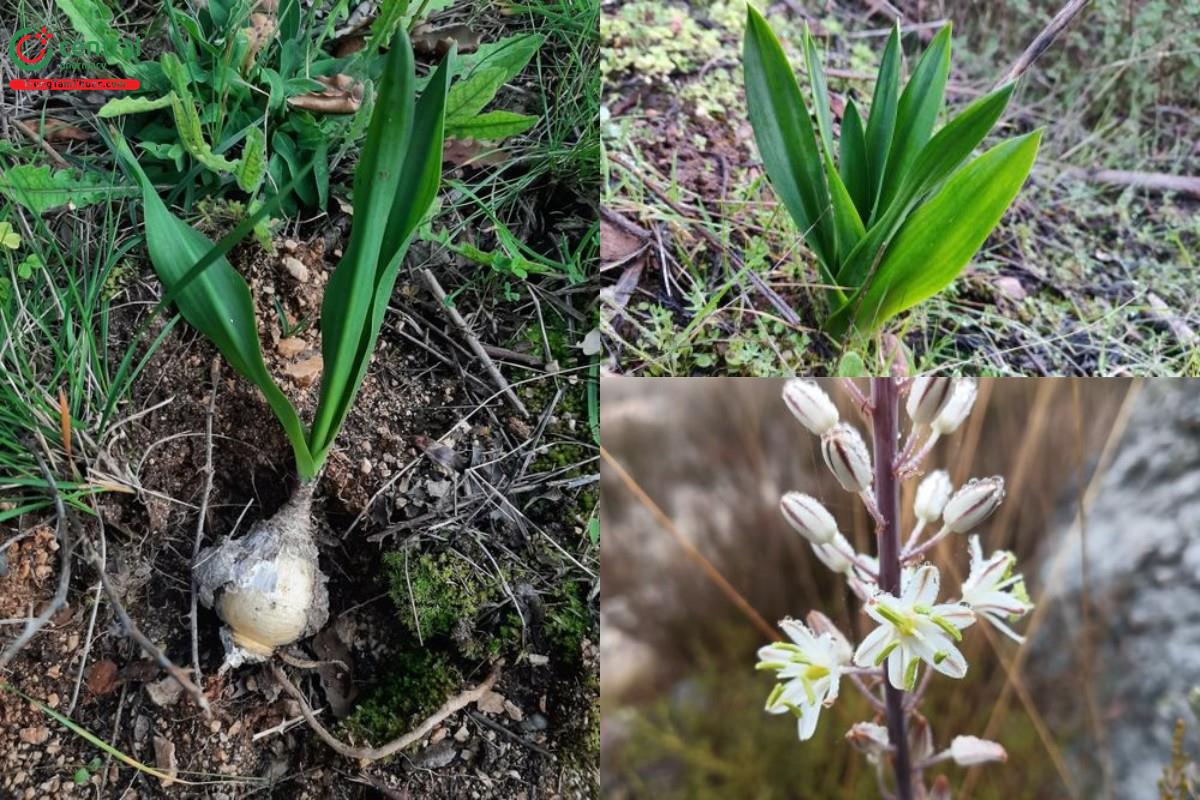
[0,165,113,214]
[742,5,836,281]
[236,126,267,193]
[863,22,900,222]
[445,110,537,140]
[824,155,865,266]
[835,351,866,377]
[444,34,542,123]
[802,24,835,162]
[835,82,1017,291]
[309,31,451,460]
[113,136,316,478]
[878,24,951,211]
[0,221,20,249]
[838,100,871,224]
[54,0,133,70]
[97,94,176,118]
[853,130,1041,331]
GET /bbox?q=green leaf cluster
[743,9,1041,334]
[115,31,451,480]
[444,34,544,140]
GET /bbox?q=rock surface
[1034,380,1200,798]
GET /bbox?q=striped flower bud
[812,535,854,574]
[780,492,839,545]
[931,379,977,435]
[782,379,839,435]
[821,424,873,493]
[906,377,954,425]
[914,470,953,523]
[943,477,1005,533]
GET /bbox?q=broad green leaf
[878,25,951,211]
[278,0,300,42]
[444,34,542,123]
[236,126,266,193]
[0,165,113,214]
[839,100,871,223]
[835,82,1017,291]
[853,130,1041,331]
[113,137,316,478]
[824,155,865,267]
[97,94,176,118]
[863,22,900,222]
[802,25,835,162]
[445,110,537,140]
[310,30,450,456]
[455,33,543,79]
[742,5,836,278]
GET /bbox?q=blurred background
[600,378,1200,799]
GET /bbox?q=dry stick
[870,378,913,800]
[191,358,219,691]
[0,450,75,672]
[1060,167,1200,198]
[271,660,503,761]
[995,0,1093,87]
[420,268,529,416]
[13,119,70,169]
[599,445,779,642]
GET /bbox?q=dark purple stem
[871,377,913,800]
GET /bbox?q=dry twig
[190,358,219,691]
[272,659,503,761]
[996,0,1092,86]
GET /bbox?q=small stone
[283,239,299,252]
[276,337,307,358]
[146,677,183,708]
[527,653,550,667]
[46,665,61,679]
[282,256,309,283]
[153,735,178,787]
[360,458,372,475]
[209,719,221,734]
[413,740,456,769]
[430,726,448,744]
[995,276,1027,302]
[46,693,59,709]
[283,356,323,387]
[503,700,524,722]
[453,724,470,743]
[19,727,49,745]
[524,713,548,732]
[476,690,506,715]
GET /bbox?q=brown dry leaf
[334,35,365,57]
[287,74,363,114]
[39,117,90,142]
[600,218,645,267]
[243,12,277,66]
[412,23,482,56]
[86,659,119,696]
[414,435,464,472]
[284,356,323,386]
[313,628,357,719]
[443,139,508,168]
[153,735,178,787]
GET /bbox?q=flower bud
[931,379,977,435]
[821,424,873,493]
[914,470,953,523]
[780,492,839,545]
[950,735,1007,766]
[812,535,853,574]
[782,379,839,435]
[906,377,954,425]
[846,722,890,756]
[943,477,1005,533]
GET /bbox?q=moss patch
[343,649,462,745]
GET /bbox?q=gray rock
[1033,381,1200,799]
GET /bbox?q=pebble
[18,727,49,745]
[524,713,549,732]
[282,256,309,283]
[360,458,372,475]
[276,337,307,358]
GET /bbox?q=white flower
[757,618,849,741]
[782,379,839,435]
[950,735,1008,766]
[914,470,953,523]
[845,721,890,760]
[854,565,975,691]
[960,535,1033,643]
[907,377,954,425]
[821,423,873,493]
[943,476,1005,533]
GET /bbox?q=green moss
[343,650,461,744]
[384,550,492,644]
[545,581,591,663]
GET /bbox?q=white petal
[797,701,822,740]
[929,641,968,679]
[780,618,818,651]
[854,624,894,668]
[824,672,841,705]
[887,645,918,691]
[981,611,1027,644]
[932,603,977,630]
[904,564,941,607]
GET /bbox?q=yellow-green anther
[875,640,899,666]
[930,614,963,641]
[933,651,947,665]
[757,661,788,671]
[766,682,784,710]
[904,658,920,690]
[805,665,831,681]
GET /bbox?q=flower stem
[871,377,913,800]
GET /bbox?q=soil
[0,214,598,798]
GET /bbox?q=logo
[10,26,54,72]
